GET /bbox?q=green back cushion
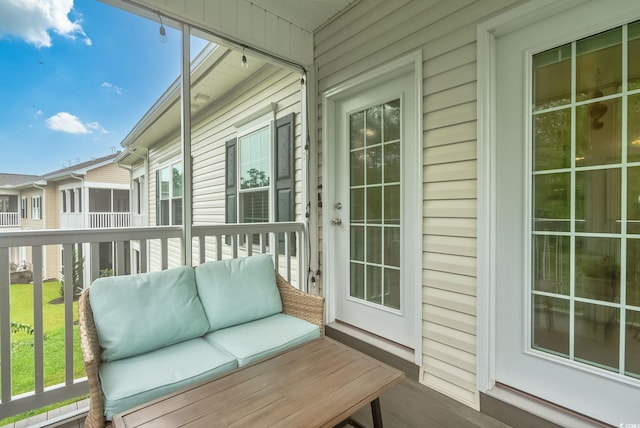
[195,254,282,331]
[90,266,209,361]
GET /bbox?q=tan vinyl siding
[315,0,520,410]
[21,184,61,280]
[44,185,59,230]
[85,163,130,185]
[44,186,61,280]
[19,188,45,230]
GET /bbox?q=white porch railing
[60,212,84,229]
[0,222,306,421]
[88,212,131,228]
[0,212,19,228]
[131,213,146,227]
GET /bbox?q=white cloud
[101,82,123,96]
[86,121,108,134]
[46,112,88,134]
[0,0,91,48]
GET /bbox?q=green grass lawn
[0,281,87,425]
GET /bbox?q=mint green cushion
[204,313,320,367]
[100,338,237,420]
[195,255,282,331]
[90,266,209,361]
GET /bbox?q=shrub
[60,248,84,298]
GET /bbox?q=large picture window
[156,161,183,225]
[531,20,640,379]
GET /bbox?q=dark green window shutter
[225,138,237,246]
[274,113,294,222]
[274,113,295,254]
[225,138,237,224]
[155,171,160,226]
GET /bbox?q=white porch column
[180,23,193,266]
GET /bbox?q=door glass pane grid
[349,99,401,311]
[531,20,640,380]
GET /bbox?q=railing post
[0,247,11,403]
[62,244,74,386]
[32,246,45,393]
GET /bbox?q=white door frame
[477,0,640,408]
[322,51,423,364]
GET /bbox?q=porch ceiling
[106,0,357,68]
[242,0,356,33]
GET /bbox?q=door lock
[331,218,342,225]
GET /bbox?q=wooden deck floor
[2,327,517,428]
[2,378,510,428]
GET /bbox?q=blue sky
[0,0,193,175]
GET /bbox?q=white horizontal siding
[141,65,302,269]
[423,217,477,238]
[316,0,520,410]
[189,69,303,225]
[423,180,477,200]
[424,142,476,166]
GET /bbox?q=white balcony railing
[59,212,83,229]
[0,222,306,421]
[88,212,131,228]
[132,213,146,227]
[0,212,19,228]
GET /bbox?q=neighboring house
[0,173,40,231]
[110,0,640,424]
[0,174,48,274]
[117,43,300,274]
[0,154,130,280]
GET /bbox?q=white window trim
[322,50,423,366]
[31,196,42,220]
[156,159,183,226]
[232,103,276,131]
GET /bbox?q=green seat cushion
[195,254,282,331]
[100,338,237,420]
[204,313,320,367]
[90,266,209,361]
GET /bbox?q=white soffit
[110,0,357,68]
[249,0,357,32]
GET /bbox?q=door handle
[331,218,342,225]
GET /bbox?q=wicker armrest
[276,273,325,335]
[78,289,106,428]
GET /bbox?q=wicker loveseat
[78,254,324,428]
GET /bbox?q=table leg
[371,398,383,428]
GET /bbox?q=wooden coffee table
[112,337,404,427]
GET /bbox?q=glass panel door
[531,20,640,380]
[349,100,401,310]
[329,65,418,350]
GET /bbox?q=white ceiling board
[108,0,356,67]
[248,0,357,32]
